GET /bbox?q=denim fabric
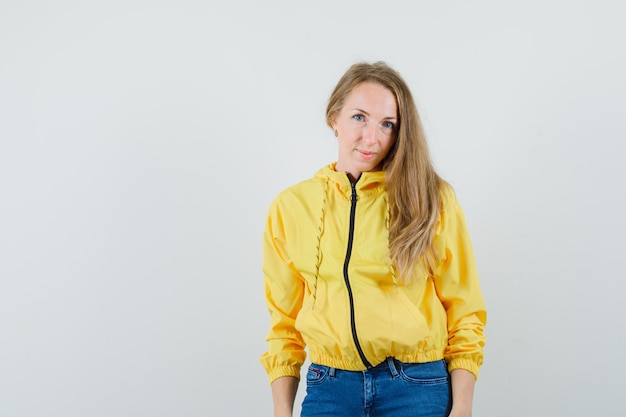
[301,358,451,417]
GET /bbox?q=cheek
[382,136,395,150]
[381,139,396,158]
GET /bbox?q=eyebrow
[352,108,397,120]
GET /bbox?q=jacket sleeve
[432,188,487,379]
[259,197,307,384]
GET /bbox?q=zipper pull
[349,175,358,203]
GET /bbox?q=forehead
[344,82,397,114]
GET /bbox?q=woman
[260,61,486,417]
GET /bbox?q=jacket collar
[315,163,386,198]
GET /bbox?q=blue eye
[352,114,365,121]
[383,121,394,129]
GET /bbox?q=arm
[260,197,306,404]
[271,376,299,417]
[432,189,486,411]
[448,369,476,417]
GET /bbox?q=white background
[1,1,625,416]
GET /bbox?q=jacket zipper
[343,174,373,369]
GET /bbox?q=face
[332,82,398,180]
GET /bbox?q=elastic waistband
[309,346,445,371]
[323,357,400,378]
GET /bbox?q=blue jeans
[301,357,451,417]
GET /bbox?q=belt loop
[386,357,399,378]
[328,366,336,378]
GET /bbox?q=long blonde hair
[326,62,445,285]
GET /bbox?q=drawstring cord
[314,179,398,308]
[313,178,329,308]
[384,193,399,289]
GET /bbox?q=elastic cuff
[446,357,481,380]
[267,365,301,384]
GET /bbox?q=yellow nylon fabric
[260,164,486,383]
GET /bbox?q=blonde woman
[261,61,486,417]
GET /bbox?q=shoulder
[438,182,460,213]
[267,169,329,216]
[264,173,327,239]
[273,177,325,204]
[435,182,466,236]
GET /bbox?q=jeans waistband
[378,357,400,377]
[326,357,401,377]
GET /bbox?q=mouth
[357,149,377,160]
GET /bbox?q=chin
[361,164,380,173]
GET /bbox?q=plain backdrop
[1,1,625,416]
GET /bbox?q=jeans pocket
[398,360,449,385]
[306,363,330,386]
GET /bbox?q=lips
[357,149,377,160]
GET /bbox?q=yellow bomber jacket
[260,164,486,383]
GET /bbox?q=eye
[352,114,365,122]
[383,121,395,129]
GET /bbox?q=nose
[362,123,377,145]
